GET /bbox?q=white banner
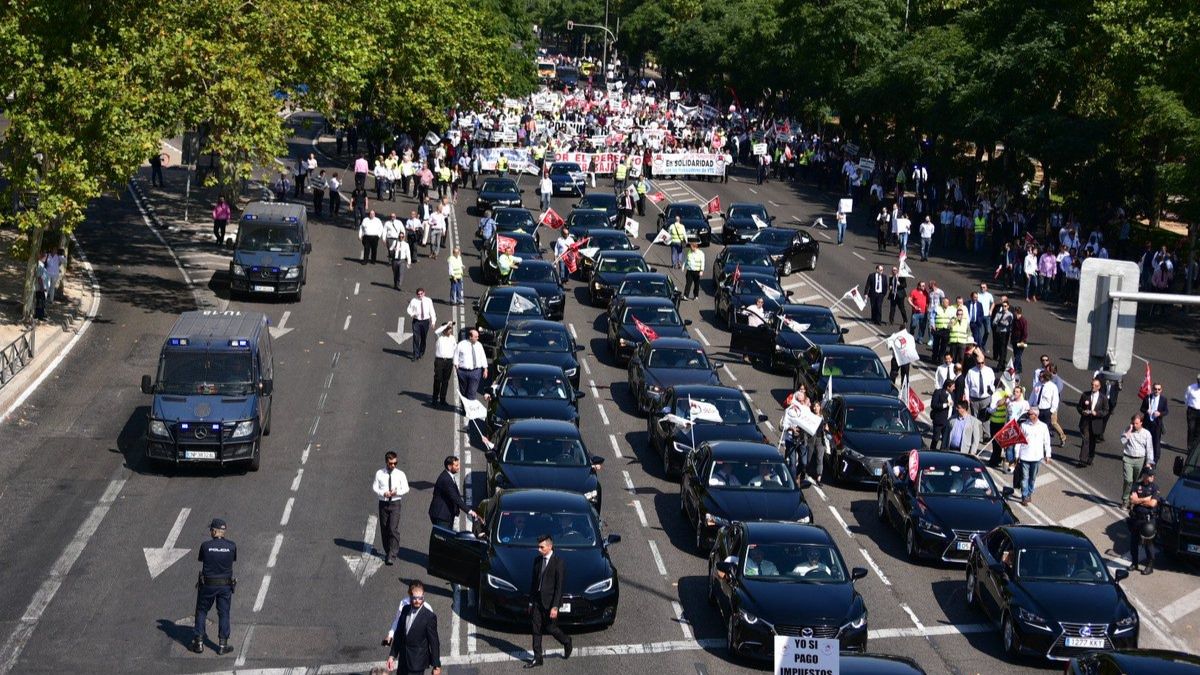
[775,637,839,675]
[752,142,768,156]
[650,152,726,177]
[838,198,853,214]
[886,329,920,367]
[476,148,538,174]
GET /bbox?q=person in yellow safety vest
[973,210,987,253]
[614,160,628,191]
[498,250,517,284]
[683,241,705,300]
[988,386,1011,468]
[635,176,648,217]
[533,144,545,172]
[668,217,689,269]
[932,297,953,362]
[497,154,509,177]
[437,164,452,200]
[447,246,465,305]
[948,307,971,364]
[401,159,416,197]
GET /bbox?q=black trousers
[194,584,232,640]
[1128,518,1154,567]
[992,330,1010,364]
[411,319,431,359]
[213,219,227,243]
[1188,407,1200,453]
[988,420,1006,466]
[378,499,402,561]
[1079,423,1100,465]
[869,296,883,324]
[1146,420,1164,465]
[684,270,701,299]
[328,189,340,215]
[362,235,380,263]
[531,602,570,659]
[888,297,908,325]
[295,173,306,196]
[930,421,945,451]
[433,357,453,404]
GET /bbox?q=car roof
[648,337,704,350]
[549,162,580,169]
[1103,650,1200,671]
[724,244,770,254]
[819,344,880,357]
[705,440,785,460]
[732,272,778,284]
[742,521,834,545]
[729,202,766,210]
[913,451,987,467]
[756,227,795,236]
[838,393,907,406]
[515,259,555,269]
[621,272,670,282]
[502,418,582,437]
[482,178,517,188]
[500,362,568,376]
[619,296,676,308]
[485,285,540,298]
[494,206,532,216]
[840,655,926,675]
[587,229,626,240]
[670,384,742,397]
[597,250,644,260]
[499,232,537,243]
[783,304,833,315]
[494,488,594,511]
[666,202,704,211]
[582,193,616,203]
[1004,524,1092,547]
[505,319,567,331]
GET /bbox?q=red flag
[993,264,1003,280]
[496,235,516,255]
[1137,362,1152,399]
[705,195,722,214]
[648,191,666,204]
[633,316,659,342]
[731,264,742,286]
[907,387,925,418]
[1024,231,1037,248]
[992,419,1028,448]
[564,249,580,274]
[541,208,565,229]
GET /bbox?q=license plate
[252,285,274,293]
[956,542,972,551]
[1065,637,1105,649]
[185,450,216,460]
[559,603,571,613]
[1187,544,1200,554]
[873,467,883,476]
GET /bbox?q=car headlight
[775,344,787,352]
[738,608,763,626]
[231,264,246,277]
[917,516,944,535]
[1114,613,1138,633]
[564,368,577,378]
[584,577,613,594]
[618,338,628,347]
[148,420,171,438]
[487,574,518,592]
[845,609,868,630]
[646,384,663,393]
[705,513,729,527]
[843,447,866,462]
[796,513,812,524]
[584,489,599,502]
[672,442,692,455]
[771,255,783,262]
[284,266,301,279]
[1016,606,1048,626]
[231,420,256,438]
[593,282,603,291]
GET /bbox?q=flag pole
[688,394,697,455]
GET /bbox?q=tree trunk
[20,222,46,325]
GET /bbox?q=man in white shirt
[1015,409,1052,505]
[934,353,956,390]
[359,209,385,264]
[1187,373,1200,453]
[919,216,935,261]
[389,234,412,291]
[432,322,457,407]
[454,329,489,401]
[405,210,424,258]
[966,355,996,420]
[976,283,995,350]
[372,451,411,565]
[384,213,404,253]
[1030,370,1063,446]
[554,229,575,280]
[406,288,436,361]
[539,171,553,210]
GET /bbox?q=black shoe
[524,659,544,668]
[564,640,573,659]
[1142,565,1154,575]
[190,637,204,654]
[1129,564,1140,571]
[384,557,393,566]
[218,640,233,655]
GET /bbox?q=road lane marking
[252,575,272,612]
[343,314,351,331]
[581,359,592,375]
[672,601,694,640]
[301,443,312,465]
[622,471,635,492]
[648,541,668,576]
[724,367,738,382]
[590,381,601,398]
[853,252,866,260]
[828,506,853,537]
[793,294,821,303]
[1059,505,1104,529]
[850,336,881,346]
[235,624,256,667]
[596,404,610,425]
[810,483,828,502]
[354,282,360,295]
[1127,593,1185,651]
[609,434,623,458]
[901,603,926,632]
[280,497,294,526]
[290,469,304,492]
[568,323,578,339]
[1161,587,1200,623]
[693,328,710,346]
[309,416,320,437]
[631,500,649,528]
[782,281,807,290]
[266,534,283,568]
[858,548,891,586]
[748,188,757,194]
[769,200,781,207]
[816,230,831,240]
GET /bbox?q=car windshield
[237,224,301,253]
[623,305,683,326]
[668,205,705,220]
[485,181,519,196]
[918,463,998,497]
[752,229,794,246]
[1016,547,1108,583]
[550,163,581,175]
[510,265,557,283]
[648,348,710,369]
[501,436,588,466]
[823,355,887,379]
[730,205,769,220]
[483,294,544,316]
[707,460,796,490]
[579,195,616,210]
[496,237,539,255]
[780,310,838,334]
[568,211,610,228]
[590,233,633,250]
[671,395,754,425]
[733,277,783,295]
[495,210,535,229]
[844,405,918,433]
[504,328,570,352]
[495,510,596,548]
[597,257,648,273]
[556,66,578,78]
[157,351,255,396]
[725,250,772,267]
[618,278,672,298]
[499,373,571,399]
[735,543,847,582]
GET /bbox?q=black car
[613,272,681,307]
[605,296,691,363]
[589,250,650,306]
[548,161,586,197]
[564,208,612,236]
[648,384,769,478]
[493,320,582,389]
[1067,650,1200,674]
[493,207,540,246]
[1159,448,1200,561]
[575,192,618,224]
[427,489,620,627]
[476,177,523,212]
[712,245,777,287]
[792,344,898,398]
[554,65,580,89]
[738,304,848,372]
[721,202,775,245]
[877,451,1017,563]
[507,260,565,320]
[577,228,636,279]
[750,226,820,275]
[838,656,927,675]
[965,525,1138,661]
[824,394,924,484]
[657,202,713,246]
[710,521,868,661]
[713,273,791,328]
[472,286,545,348]
[484,363,582,432]
[484,420,603,510]
[483,232,543,285]
[627,337,722,414]
[682,442,812,551]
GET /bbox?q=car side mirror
[1002,486,1014,497]
[758,413,769,422]
[786,290,794,297]
[591,455,605,466]
[575,345,585,352]
[684,319,693,326]
[140,375,153,395]
[260,379,273,396]
[1114,568,1129,582]
[649,266,658,272]
[713,362,724,369]
[632,244,641,250]
[841,327,850,334]
[769,215,777,222]
[851,567,869,580]
[472,301,480,311]
[892,465,903,479]
[576,391,586,400]
[304,242,313,254]
[1175,456,1185,477]
[716,561,736,576]
[605,533,622,546]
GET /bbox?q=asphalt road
[0,125,1196,675]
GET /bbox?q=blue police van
[141,310,274,471]
[229,201,310,301]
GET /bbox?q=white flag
[756,280,783,304]
[460,394,488,421]
[688,398,723,423]
[579,246,600,260]
[898,260,914,278]
[664,413,693,429]
[751,214,769,229]
[886,329,920,367]
[823,375,833,404]
[844,286,867,311]
[652,228,672,245]
[1001,357,1017,391]
[509,293,538,314]
[623,218,640,238]
[781,317,810,334]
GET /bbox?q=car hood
[493,397,577,424]
[822,376,898,397]
[1164,478,1200,512]
[480,312,544,331]
[645,368,721,390]
[672,422,765,446]
[594,271,643,287]
[496,464,598,495]
[673,217,708,232]
[1017,581,1127,623]
[490,546,611,595]
[706,489,811,523]
[153,395,257,423]
[497,351,577,373]
[724,215,760,229]
[740,578,858,625]
[917,495,1012,532]
[233,250,302,268]
[481,191,521,202]
[514,281,563,299]
[842,430,925,457]
[721,263,775,278]
[777,332,841,349]
[619,324,689,343]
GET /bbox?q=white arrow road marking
[143,507,191,579]
[386,317,413,345]
[268,311,293,338]
[343,515,384,586]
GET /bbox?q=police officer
[191,518,237,654]
[1128,467,1159,575]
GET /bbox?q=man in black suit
[929,380,955,451]
[1140,382,1169,465]
[385,580,441,675]
[526,535,572,668]
[1077,378,1111,466]
[886,266,908,326]
[864,264,885,325]
[428,455,477,529]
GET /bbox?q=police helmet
[1139,519,1157,540]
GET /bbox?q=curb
[0,234,101,423]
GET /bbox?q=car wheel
[875,490,887,521]
[808,252,819,271]
[966,567,979,609]
[782,260,793,276]
[247,444,261,472]
[1002,612,1020,657]
[904,524,919,561]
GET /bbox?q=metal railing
[0,326,35,387]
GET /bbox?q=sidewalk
[0,228,100,422]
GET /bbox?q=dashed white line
[693,328,711,346]
[354,282,360,295]
[235,624,256,666]
[609,434,623,458]
[647,541,668,576]
[590,381,601,398]
[252,575,272,612]
[631,500,649,528]
[724,367,739,382]
[596,404,610,425]
[672,601,694,640]
[850,336,880,346]
[748,187,758,194]
[280,497,295,526]
[901,603,926,632]
[301,443,311,465]
[810,483,829,502]
[793,294,821,303]
[581,359,592,375]
[290,469,304,492]
[783,281,807,290]
[858,548,891,586]
[828,506,853,537]
[622,470,636,492]
[266,534,284,568]
[343,315,352,331]
[769,200,781,207]
[853,252,866,261]
[568,323,579,339]
[1161,587,1200,623]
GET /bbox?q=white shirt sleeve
[372,470,388,500]
[393,470,410,498]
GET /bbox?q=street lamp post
[566,16,617,84]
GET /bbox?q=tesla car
[626,337,722,414]
[605,296,691,363]
[476,177,523,212]
[750,226,820,275]
[493,320,582,389]
[656,202,713,246]
[506,260,565,320]
[823,394,924,484]
[648,384,769,478]
[589,250,650,306]
[792,344,898,398]
[712,245,777,287]
[484,363,582,432]
[484,419,603,509]
[472,286,545,348]
[722,202,775,245]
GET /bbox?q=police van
[229,201,310,301]
[140,310,274,471]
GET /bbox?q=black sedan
[656,202,713,246]
[564,208,612,236]
[649,384,769,478]
[484,420,603,510]
[1157,451,1200,562]
[614,272,681,306]
[824,394,924,484]
[714,273,790,328]
[627,337,722,414]
[472,286,545,348]
[739,304,848,372]
[507,260,565,320]
[877,451,1017,563]
[721,202,774,245]
[589,251,650,306]
[577,229,636,279]
[712,245,777,287]
[575,192,618,223]
[682,442,812,551]
[792,344,898,398]
[484,363,582,432]
[750,226,820,275]
[1067,650,1200,674]
[427,489,620,627]
[493,320,582,389]
[482,232,542,285]
[493,207,540,246]
[966,525,1138,661]
[710,521,867,661]
[605,296,691,364]
[548,161,586,197]
[476,177,523,212]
